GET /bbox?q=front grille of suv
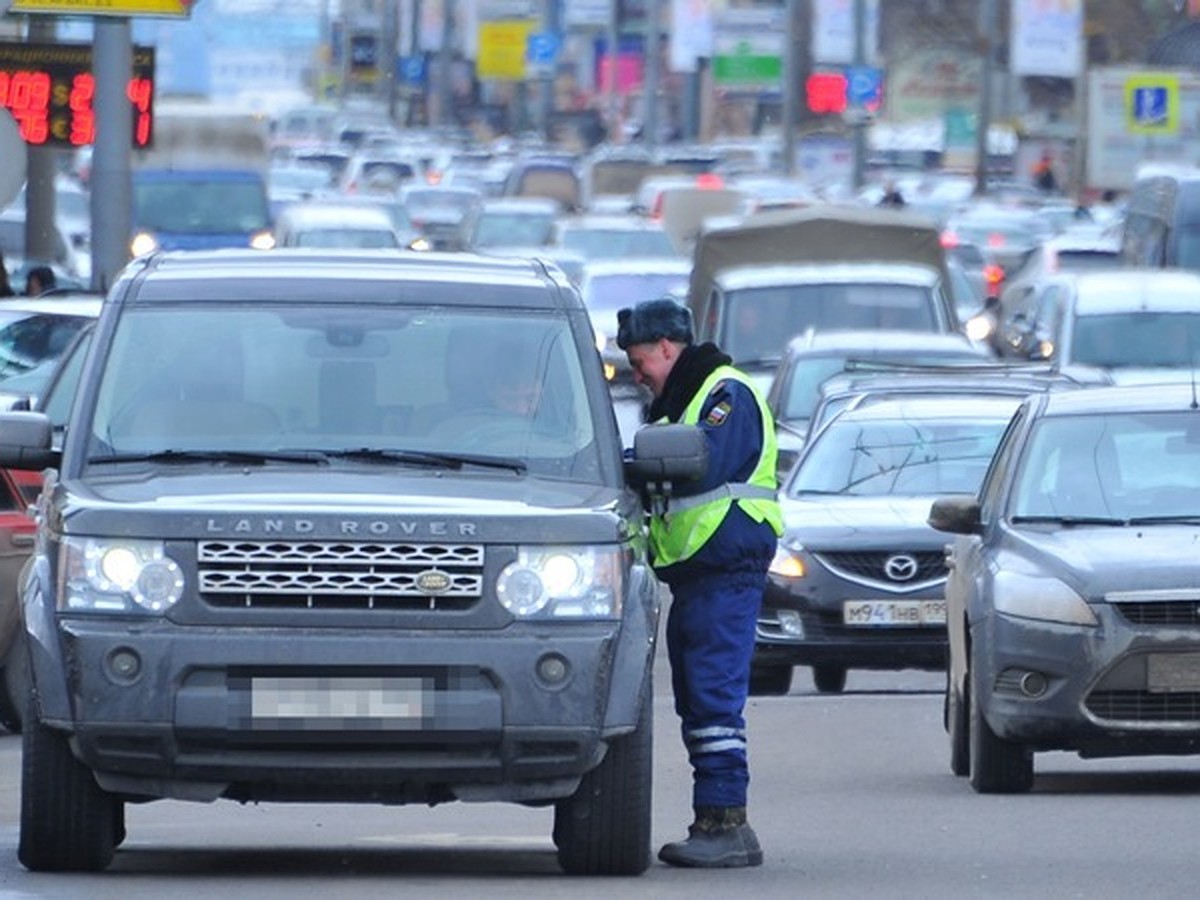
[198,541,484,611]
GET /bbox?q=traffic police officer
[617,298,782,868]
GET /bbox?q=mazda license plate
[843,599,947,627]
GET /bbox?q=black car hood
[1004,525,1200,595]
[53,469,634,544]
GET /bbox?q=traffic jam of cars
[5,17,1200,871]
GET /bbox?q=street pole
[974,0,995,197]
[607,0,619,141]
[643,0,661,150]
[24,16,56,269]
[541,0,561,143]
[382,0,400,124]
[91,17,133,293]
[437,0,454,127]
[782,0,799,176]
[851,0,866,190]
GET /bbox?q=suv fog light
[537,653,570,685]
[106,647,142,683]
[778,609,805,638]
[1019,671,1048,698]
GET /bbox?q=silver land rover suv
[0,249,702,874]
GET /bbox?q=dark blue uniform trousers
[665,567,764,810]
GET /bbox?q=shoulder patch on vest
[705,401,732,427]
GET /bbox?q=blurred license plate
[1148,654,1200,693]
[843,600,946,627]
[251,676,425,722]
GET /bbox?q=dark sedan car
[932,384,1200,793]
[754,394,1021,696]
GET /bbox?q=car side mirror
[0,411,59,470]
[928,494,982,535]
[624,423,709,491]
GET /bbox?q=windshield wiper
[1010,514,1127,526]
[325,448,527,473]
[89,449,330,465]
[1125,515,1200,525]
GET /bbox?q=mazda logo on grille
[416,570,452,594]
[884,554,919,582]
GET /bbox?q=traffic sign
[10,0,194,16]
[526,32,560,66]
[1125,73,1178,135]
[846,65,882,109]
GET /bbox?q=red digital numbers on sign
[0,41,155,148]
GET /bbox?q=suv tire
[19,714,119,871]
[554,683,652,875]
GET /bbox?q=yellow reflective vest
[649,365,784,567]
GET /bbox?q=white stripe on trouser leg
[691,738,747,755]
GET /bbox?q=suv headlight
[60,537,184,614]
[496,545,625,619]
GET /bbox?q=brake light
[986,232,1006,249]
[984,263,1005,298]
[940,231,960,249]
[696,172,724,190]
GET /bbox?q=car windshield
[86,305,602,482]
[563,229,677,260]
[472,211,557,248]
[790,415,1009,497]
[0,311,93,381]
[584,272,689,318]
[1069,312,1200,368]
[722,284,938,366]
[1011,411,1200,522]
[292,228,399,249]
[134,179,270,234]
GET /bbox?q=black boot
[658,806,763,868]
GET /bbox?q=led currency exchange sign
[0,42,155,148]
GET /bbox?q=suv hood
[56,470,634,543]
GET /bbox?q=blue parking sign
[1133,86,1168,127]
[846,66,882,109]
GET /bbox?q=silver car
[932,384,1200,793]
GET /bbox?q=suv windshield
[85,305,601,481]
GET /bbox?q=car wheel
[553,682,652,875]
[967,660,1033,794]
[947,669,969,777]
[812,664,847,694]
[748,664,792,696]
[18,713,119,871]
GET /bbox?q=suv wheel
[967,661,1033,794]
[812,664,847,694]
[749,664,792,696]
[18,713,120,871]
[553,683,652,875]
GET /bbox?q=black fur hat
[616,298,694,350]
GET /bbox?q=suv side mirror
[0,411,58,470]
[624,424,709,490]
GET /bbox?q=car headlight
[130,231,158,257]
[59,537,184,614]
[993,570,1097,626]
[965,314,994,343]
[249,230,276,251]
[769,543,806,579]
[496,545,625,619]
